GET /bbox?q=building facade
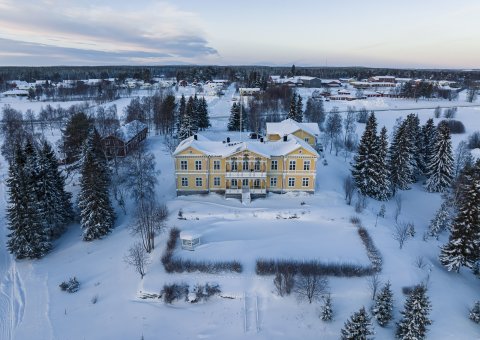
[173,133,319,199]
[102,120,148,158]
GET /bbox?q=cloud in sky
[0,0,217,65]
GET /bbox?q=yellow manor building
[173,120,320,200]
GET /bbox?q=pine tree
[396,285,432,340]
[78,132,115,241]
[421,118,437,176]
[352,112,379,197]
[341,306,374,340]
[372,281,393,327]
[321,294,333,321]
[425,122,453,192]
[61,111,92,165]
[6,142,51,259]
[287,93,297,120]
[389,120,414,194]
[470,301,480,324]
[372,126,391,200]
[186,96,198,134]
[439,160,480,272]
[295,94,303,122]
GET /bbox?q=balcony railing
[226,188,266,194]
[225,171,266,178]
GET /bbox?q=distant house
[1,89,29,97]
[102,120,148,157]
[368,76,396,83]
[239,88,261,96]
[266,119,321,147]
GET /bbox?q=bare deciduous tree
[131,200,168,252]
[394,194,402,222]
[393,221,410,249]
[274,270,295,297]
[367,273,382,300]
[343,176,355,205]
[125,145,159,206]
[124,242,150,279]
[294,275,329,304]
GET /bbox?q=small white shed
[180,231,201,251]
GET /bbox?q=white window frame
[242,179,249,187]
[195,160,202,171]
[242,160,249,171]
[231,160,238,171]
[303,160,311,171]
[253,179,260,188]
[304,137,309,143]
[302,177,309,187]
[271,160,278,170]
[213,160,221,170]
[195,177,202,187]
[181,177,188,187]
[214,177,220,186]
[180,160,188,170]
[231,179,238,188]
[270,177,277,187]
[289,160,296,171]
[288,177,295,187]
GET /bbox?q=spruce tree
[470,301,480,324]
[405,114,423,179]
[6,143,51,259]
[295,94,303,122]
[287,93,297,120]
[352,112,378,197]
[341,306,374,340]
[176,94,186,133]
[372,281,393,327]
[37,141,73,239]
[186,96,198,134]
[425,122,453,192]
[421,118,437,172]
[321,294,333,321]
[396,285,432,340]
[427,200,451,239]
[439,160,480,272]
[372,126,391,200]
[389,120,414,194]
[78,132,115,241]
[197,97,210,130]
[228,102,246,131]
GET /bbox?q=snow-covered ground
[0,86,479,339]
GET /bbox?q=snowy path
[243,293,262,333]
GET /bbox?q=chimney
[260,137,264,143]
[227,137,230,143]
[283,135,288,142]
[194,134,198,140]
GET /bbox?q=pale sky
[0,0,478,68]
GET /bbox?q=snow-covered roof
[1,89,29,96]
[114,120,147,142]
[180,231,201,241]
[173,133,319,158]
[266,119,321,138]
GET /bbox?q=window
[243,160,249,171]
[303,160,311,171]
[213,160,221,170]
[289,160,296,171]
[242,179,249,187]
[195,160,202,170]
[271,160,278,170]
[254,179,260,188]
[231,179,238,188]
[302,177,309,187]
[214,177,220,186]
[181,177,188,187]
[270,177,277,187]
[254,158,261,171]
[288,178,295,187]
[231,159,238,171]
[304,137,310,143]
[180,160,187,170]
[195,177,202,187]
